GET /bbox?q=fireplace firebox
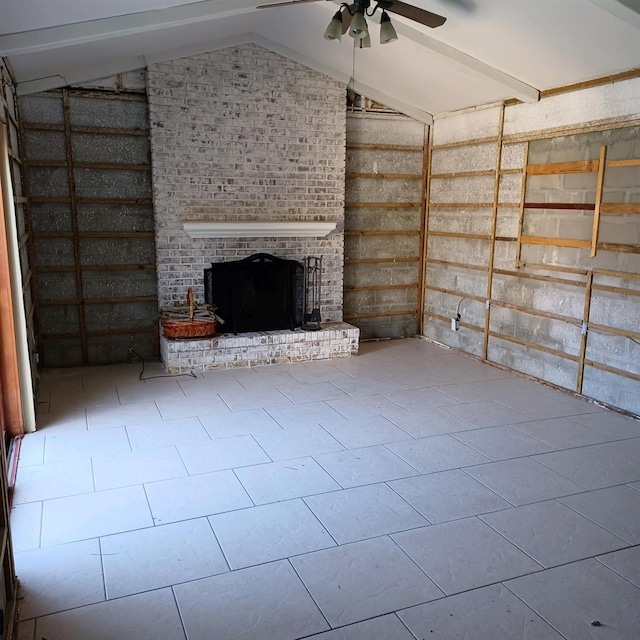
[204,253,304,334]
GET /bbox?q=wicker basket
[161,318,217,339]
[160,288,217,340]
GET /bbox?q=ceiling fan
[257,1,447,46]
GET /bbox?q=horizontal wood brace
[502,117,640,145]
[428,202,494,209]
[492,268,586,288]
[423,284,485,302]
[430,170,494,179]
[79,197,153,205]
[42,326,156,339]
[591,283,640,298]
[488,331,580,362]
[345,202,421,209]
[33,231,155,239]
[27,160,151,172]
[584,359,640,383]
[524,202,596,211]
[520,235,591,249]
[519,262,589,276]
[67,88,147,100]
[21,122,150,136]
[346,142,423,152]
[36,88,146,101]
[30,197,153,205]
[428,230,491,240]
[588,322,640,341]
[424,310,484,332]
[491,299,581,326]
[19,122,64,132]
[344,283,418,293]
[541,68,640,99]
[40,295,157,306]
[527,160,599,175]
[432,136,500,150]
[600,203,640,214]
[344,309,418,320]
[92,264,156,273]
[30,196,71,203]
[426,258,488,272]
[597,242,640,254]
[592,267,640,281]
[345,230,420,237]
[607,158,640,168]
[346,173,422,180]
[36,263,156,273]
[74,124,149,136]
[344,257,420,264]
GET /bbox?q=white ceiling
[1,0,640,122]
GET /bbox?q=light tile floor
[11,337,640,640]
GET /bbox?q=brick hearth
[161,323,359,373]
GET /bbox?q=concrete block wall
[523,126,640,264]
[147,44,346,321]
[19,86,157,366]
[423,79,640,416]
[424,105,503,358]
[343,113,426,339]
[487,336,579,390]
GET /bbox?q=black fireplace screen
[205,253,304,334]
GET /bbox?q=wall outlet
[451,316,460,331]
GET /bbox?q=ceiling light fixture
[323,10,344,41]
[324,0,399,46]
[379,10,398,43]
[349,7,369,40]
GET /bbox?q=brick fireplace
[147,43,359,371]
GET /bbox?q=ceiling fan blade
[379,0,447,28]
[256,0,324,8]
[342,10,352,34]
[439,0,475,12]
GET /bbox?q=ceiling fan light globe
[323,12,343,41]
[360,32,372,48]
[349,10,368,40]
[379,11,398,44]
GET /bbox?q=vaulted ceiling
[1,0,640,123]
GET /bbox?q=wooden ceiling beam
[389,21,540,105]
[0,0,260,56]
[586,0,640,29]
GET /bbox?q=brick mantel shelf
[182,221,337,238]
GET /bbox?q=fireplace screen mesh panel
[205,253,304,334]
